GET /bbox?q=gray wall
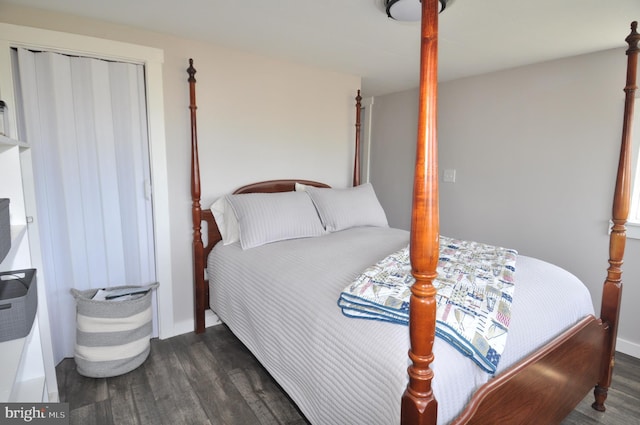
[369,89,418,230]
[369,47,640,357]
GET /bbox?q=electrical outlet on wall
[443,169,456,183]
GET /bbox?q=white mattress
[207,227,594,425]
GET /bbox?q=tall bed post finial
[401,0,440,424]
[353,90,362,186]
[592,20,639,411]
[188,58,206,334]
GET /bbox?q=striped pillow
[226,191,326,249]
[305,183,388,232]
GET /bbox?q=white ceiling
[4,0,640,96]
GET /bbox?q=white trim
[142,54,174,341]
[625,221,640,240]
[361,96,374,184]
[0,23,163,63]
[627,96,640,222]
[173,309,222,336]
[608,219,640,240]
[616,337,640,359]
[0,24,175,342]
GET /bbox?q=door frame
[0,23,175,341]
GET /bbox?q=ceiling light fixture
[385,0,450,21]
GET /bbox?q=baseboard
[205,309,223,327]
[616,337,640,359]
[164,309,222,338]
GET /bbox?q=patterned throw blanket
[338,236,517,374]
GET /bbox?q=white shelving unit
[0,133,58,403]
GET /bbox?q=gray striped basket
[70,283,158,378]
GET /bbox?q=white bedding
[208,227,594,425]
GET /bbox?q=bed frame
[187,3,638,423]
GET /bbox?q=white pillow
[294,182,309,191]
[305,183,389,232]
[225,191,326,249]
[210,197,240,245]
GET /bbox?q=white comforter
[208,227,594,425]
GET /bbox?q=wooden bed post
[593,21,639,411]
[188,59,206,334]
[353,90,362,186]
[401,0,440,424]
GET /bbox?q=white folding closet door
[14,48,156,362]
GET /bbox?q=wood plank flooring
[56,324,640,425]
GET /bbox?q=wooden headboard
[233,179,329,194]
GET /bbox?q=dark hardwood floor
[562,349,640,425]
[56,324,640,425]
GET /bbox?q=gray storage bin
[0,198,10,263]
[71,282,158,378]
[0,269,37,343]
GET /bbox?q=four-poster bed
[187,1,638,422]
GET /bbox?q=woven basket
[70,283,158,378]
